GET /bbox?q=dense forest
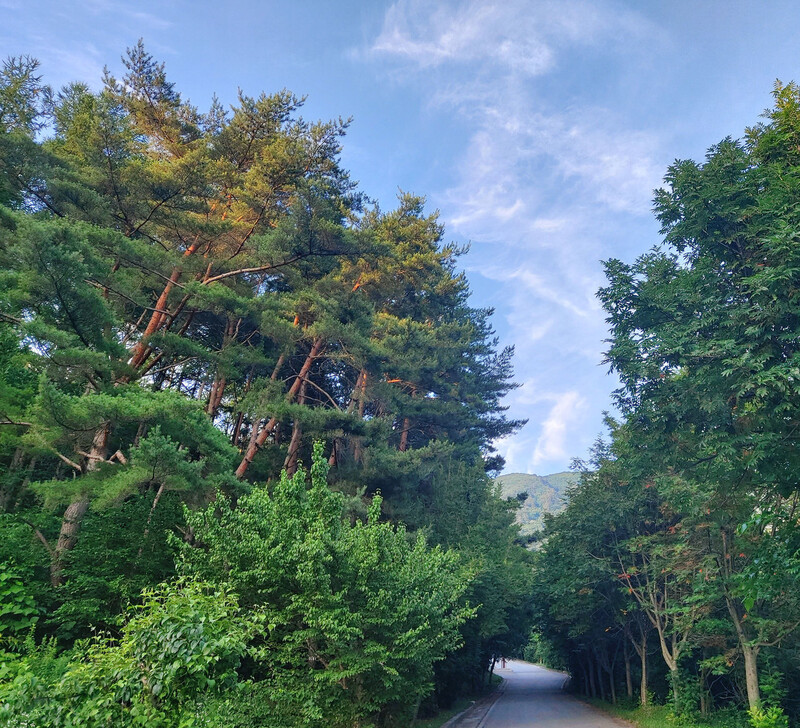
[531,82,800,728]
[0,46,534,727]
[7,38,800,728]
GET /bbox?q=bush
[748,706,789,728]
[0,578,246,728]
[180,443,475,727]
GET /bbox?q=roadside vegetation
[0,46,533,727]
[529,82,800,728]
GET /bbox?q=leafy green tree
[597,83,800,710]
[180,443,473,727]
[0,43,526,717]
[533,80,800,720]
[0,578,247,728]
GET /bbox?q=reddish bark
[328,369,366,466]
[398,419,410,452]
[206,319,239,417]
[235,338,324,478]
[129,239,201,371]
[283,379,307,476]
[353,371,368,463]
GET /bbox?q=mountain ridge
[495,471,578,535]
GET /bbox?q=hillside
[496,472,578,536]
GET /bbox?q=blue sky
[5,1,800,474]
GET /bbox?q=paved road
[479,661,628,728]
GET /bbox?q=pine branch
[21,519,55,558]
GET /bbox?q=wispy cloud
[372,0,651,75]
[2,1,176,92]
[533,391,587,465]
[373,1,555,74]
[48,46,105,88]
[370,0,666,472]
[82,0,174,31]
[444,100,664,237]
[494,386,588,472]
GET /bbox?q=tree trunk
[670,668,679,707]
[640,640,648,707]
[128,239,201,371]
[398,385,416,452]
[0,448,24,511]
[328,369,365,466]
[596,657,605,701]
[283,379,307,476]
[13,456,37,511]
[137,482,166,559]
[353,370,367,463]
[726,593,761,711]
[742,644,761,711]
[579,662,589,696]
[206,318,237,417]
[624,644,633,699]
[235,339,323,478]
[51,496,89,587]
[652,622,681,706]
[230,366,257,446]
[399,417,410,452]
[587,656,597,698]
[51,424,108,587]
[630,619,651,707]
[610,643,620,704]
[206,374,226,416]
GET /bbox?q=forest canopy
[0,45,531,727]
[530,81,800,728]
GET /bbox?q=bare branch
[51,450,82,472]
[201,254,306,285]
[0,414,32,426]
[21,519,55,558]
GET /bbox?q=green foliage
[748,706,788,728]
[0,578,246,728]
[595,701,750,728]
[181,442,474,727]
[0,566,38,650]
[0,42,528,723]
[532,78,800,725]
[50,492,182,639]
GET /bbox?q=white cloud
[511,269,591,318]
[372,0,652,75]
[531,217,567,233]
[532,391,587,466]
[368,0,665,471]
[372,0,556,74]
[48,46,105,88]
[83,0,173,31]
[444,103,663,237]
[493,386,588,472]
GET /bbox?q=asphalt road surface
[480,661,628,728]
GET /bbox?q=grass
[590,702,675,728]
[589,700,750,728]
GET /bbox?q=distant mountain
[495,472,578,536]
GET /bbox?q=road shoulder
[439,680,506,728]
